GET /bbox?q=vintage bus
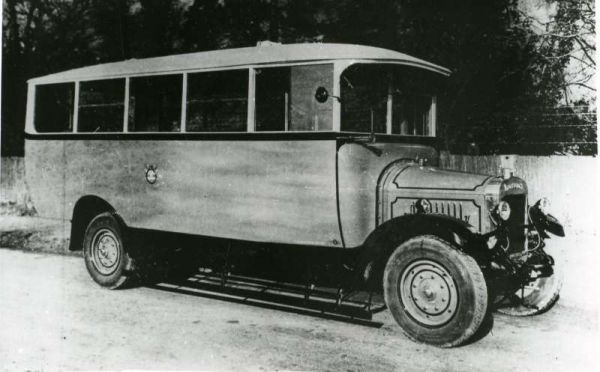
[25,42,564,347]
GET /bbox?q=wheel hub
[400,260,459,327]
[91,229,121,275]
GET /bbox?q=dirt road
[0,248,598,371]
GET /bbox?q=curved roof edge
[29,43,451,84]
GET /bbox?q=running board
[149,271,386,327]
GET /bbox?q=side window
[78,79,125,132]
[34,83,74,133]
[186,70,248,132]
[340,67,387,133]
[129,74,182,132]
[289,64,333,131]
[255,67,290,131]
[392,95,435,136]
[255,64,334,132]
[340,64,438,136]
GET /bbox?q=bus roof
[29,43,451,84]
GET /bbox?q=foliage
[513,0,597,154]
[528,0,596,99]
[1,0,596,156]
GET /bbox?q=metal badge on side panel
[145,165,158,185]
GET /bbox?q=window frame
[388,93,437,137]
[250,63,336,133]
[253,66,291,132]
[32,82,76,133]
[27,60,354,135]
[126,73,186,133]
[185,68,251,133]
[338,62,439,138]
[75,77,128,133]
[70,74,187,134]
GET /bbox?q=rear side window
[255,67,291,131]
[78,79,125,132]
[289,64,333,131]
[254,64,333,132]
[186,70,248,132]
[128,74,182,132]
[34,83,74,132]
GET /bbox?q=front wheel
[383,235,488,347]
[495,272,561,316]
[83,212,137,289]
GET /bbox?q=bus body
[25,43,448,248]
[24,43,564,347]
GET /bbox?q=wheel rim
[498,274,560,313]
[519,276,557,305]
[399,260,459,327]
[91,228,121,275]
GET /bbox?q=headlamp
[497,201,511,221]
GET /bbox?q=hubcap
[400,260,459,327]
[91,228,120,275]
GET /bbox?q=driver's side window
[340,68,388,133]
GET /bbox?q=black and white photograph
[1,0,598,370]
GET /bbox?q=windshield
[340,64,442,136]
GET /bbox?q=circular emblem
[145,165,158,184]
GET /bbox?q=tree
[524,0,595,101]
[518,0,596,154]
[2,0,596,156]
[2,0,102,155]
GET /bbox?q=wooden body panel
[25,139,342,247]
[26,137,497,250]
[337,142,439,248]
[24,140,66,219]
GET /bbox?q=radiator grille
[434,201,463,220]
[401,199,479,229]
[502,195,527,254]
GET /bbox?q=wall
[439,152,599,311]
[440,152,599,235]
[0,157,31,214]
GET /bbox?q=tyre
[495,271,561,316]
[83,212,137,289]
[383,235,488,347]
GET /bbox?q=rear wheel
[383,235,488,347]
[83,212,137,289]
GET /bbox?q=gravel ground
[0,247,599,371]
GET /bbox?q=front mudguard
[484,225,563,295]
[355,214,484,290]
[529,200,565,238]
